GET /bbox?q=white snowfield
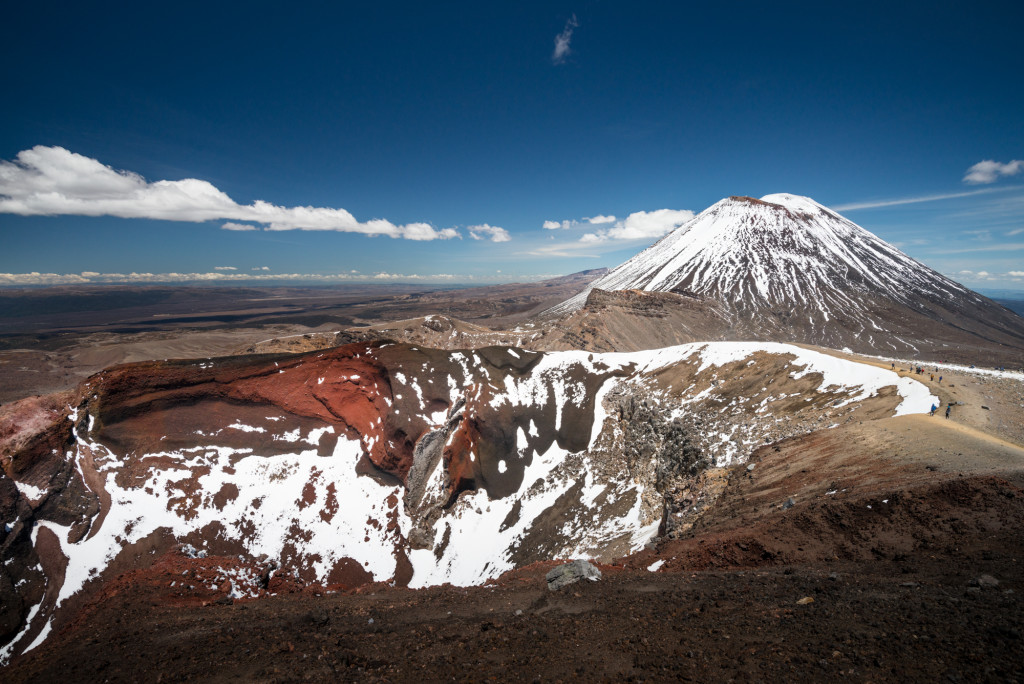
[5,341,937,658]
[867,353,1024,382]
[547,193,978,324]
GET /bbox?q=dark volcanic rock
[546,559,602,591]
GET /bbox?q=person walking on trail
[939,376,943,384]
[945,404,952,419]
[930,374,934,382]
[891,362,896,370]
[930,404,938,416]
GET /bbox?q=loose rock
[972,574,1000,589]
[546,560,602,591]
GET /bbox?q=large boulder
[546,560,602,591]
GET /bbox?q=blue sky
[1,1,1022,290]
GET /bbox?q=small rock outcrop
[546,560,602,591]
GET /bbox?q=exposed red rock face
[0,392,77,480]
[89,342,416,479]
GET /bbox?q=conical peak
[543,190,974,319]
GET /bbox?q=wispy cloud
[251,266,270,271]
[467,223,511,242]
[0,146,461,241]
[580,209,694,243]
[1007,227,1024,236]
[213,266,237,271]
[543,219,575,230]
[932,242,1024,254]
[522,243,601,258]
[222,222,257,231]
[552,14,579,65]
[834,186,1011,211]
[963,159,1024,184]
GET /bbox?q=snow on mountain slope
[552,194,971,319]
[1,341,936,658]
[544,194,1024,357]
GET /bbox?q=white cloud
[580,208,695,243]
[467,223,511,242]
[543,219,575,230]
[0,146,458,240]
[1007,227,1024,236]
[397,222,460,241]
[552,14,579,65]
[963,159,1024,185]
[585,214,616,224]
[214,266,237,271]
[1009,271,1024,277]
[251,266,270,271]
[222,222,258,231]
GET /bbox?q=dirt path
[802,343,1024,448]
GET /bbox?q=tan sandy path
[796,342,1024,448]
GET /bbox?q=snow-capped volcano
[546,194,1024,358]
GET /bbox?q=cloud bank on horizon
[0,146,504,242]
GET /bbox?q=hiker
[891,362,895,370]
[930,404,938,416]
[945,404,952,419]
[930,373,934,382]
[938,376,942,384]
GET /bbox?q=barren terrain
[4,387,1023,682]
[0,272,603,404]
[1,279,1023,682]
